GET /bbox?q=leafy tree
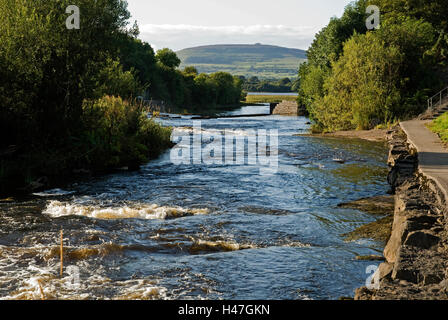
[306,0,369,70]
[297,63,330,124]
[0,0,133,146]
[116,36,157,94]
[210,72,241,105]
[371,0,448,66]
[317,32,403,131]
[93,58,143,99]
[297,0,445,132]
[183,66,199,76]
[156,48,181,69]
[298,0,370,117]
[313,17,437,131]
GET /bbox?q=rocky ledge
[355,126,448,300]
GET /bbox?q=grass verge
[428,112,448,143]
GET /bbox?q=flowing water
[0,105,388,300]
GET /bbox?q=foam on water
[173,127,253,137]
[3,272,168,300]
[43,201,209,220]
[112,279,168,300]
[0,244,169,300]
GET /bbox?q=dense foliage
[0,0,242,194]
[242,77,299,93]
[298,0,448,132]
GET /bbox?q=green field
[245,94,298,104]
[177,44,307,79]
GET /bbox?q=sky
[126,0,353,51]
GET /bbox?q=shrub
[80,96,172,170]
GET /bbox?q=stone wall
[355,127,448,300]
[272,100,307,116]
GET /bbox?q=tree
[371,0,448,65]
[278,78,291,86]
[93,58,142,99]
[156,48,181,69]
[313,16,436,131]
[0,0,134,146]
[183,66,198,76]
[317,32,403,131]
[248,76,259,83]
[298,0,369,118]
[306,0,369,70]
[210,72,240,105]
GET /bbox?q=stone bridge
[270,100,307,116]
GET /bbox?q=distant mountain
[176,44,307,79]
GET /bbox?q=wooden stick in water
[60,229,63,277]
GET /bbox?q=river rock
[377,262,394,280]
[383,212,408,264]
[404,231,440,249]
[338,195,394,215]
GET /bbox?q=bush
[93,58,143,100]
[80,96,172,170]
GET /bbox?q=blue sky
[126,0,353,51]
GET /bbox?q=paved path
[400,120,448,203]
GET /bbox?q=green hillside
[177,44,307,79]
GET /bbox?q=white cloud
[138,24,318,51]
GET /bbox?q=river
[0,104,388,300]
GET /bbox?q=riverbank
[0,98,174,198]
[355,126,448,300]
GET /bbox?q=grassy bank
[0,96,173,196]
[428,112,448,143]
[245,95,297,104]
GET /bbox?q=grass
[245,95,298,104]
[428,112,448,142]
